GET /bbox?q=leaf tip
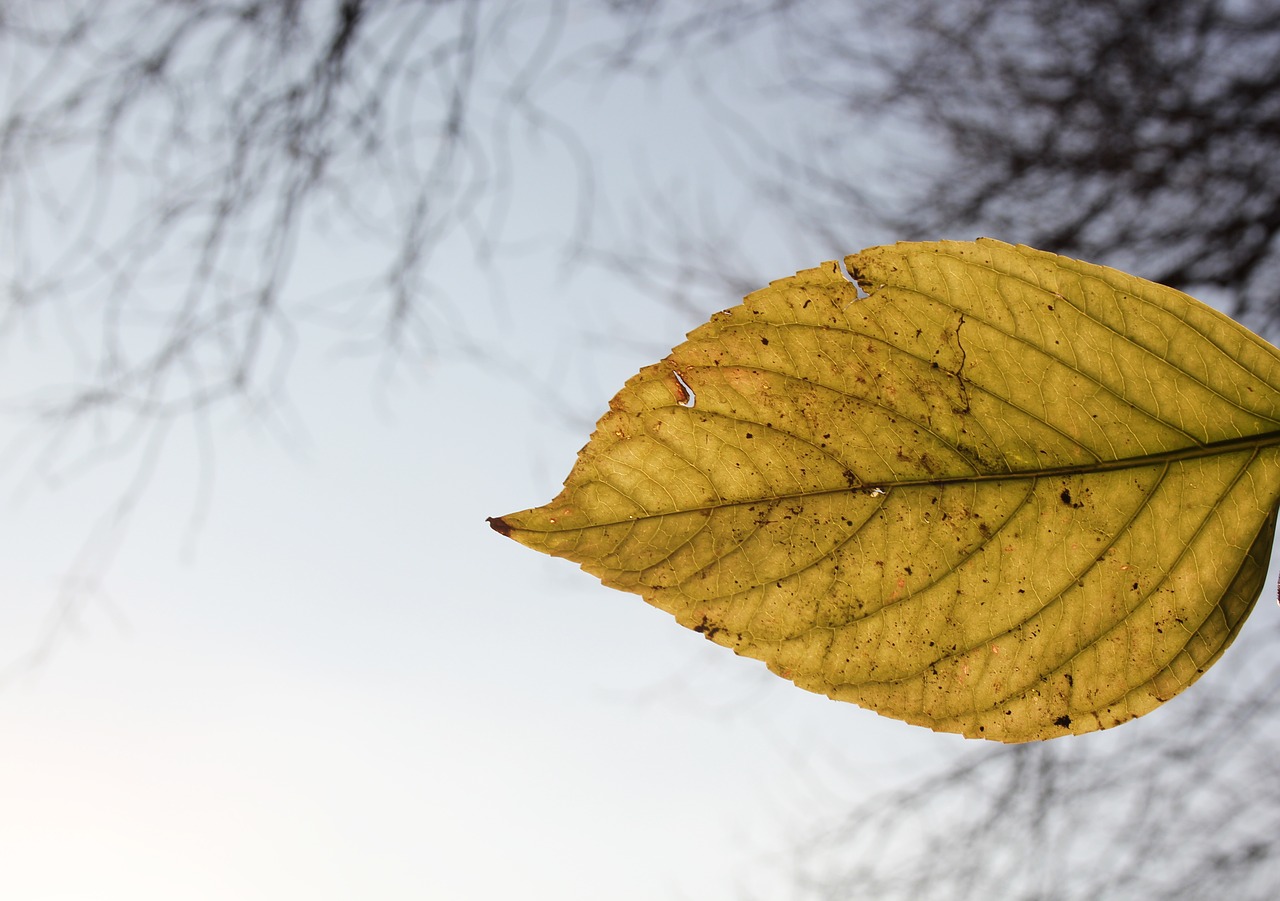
[486,515,513,537]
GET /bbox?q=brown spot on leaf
[693,616,723,640]
[487,516,513,537]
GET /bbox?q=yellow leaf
[490,239,1280,742]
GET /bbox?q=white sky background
[0,4,1274,899]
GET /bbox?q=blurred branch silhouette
[761,0,1280,327]
[0,0,636,665]
[1,0,584,434]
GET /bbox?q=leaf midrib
[531,428,1280,533]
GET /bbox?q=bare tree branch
[0,0,647,662]
[1,1,562,431]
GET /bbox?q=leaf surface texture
[492,240,1280,741]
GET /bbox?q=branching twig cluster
[0,0,610,665]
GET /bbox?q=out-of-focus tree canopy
[755,0,1280,328]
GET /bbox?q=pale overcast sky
[0,4,1270,899]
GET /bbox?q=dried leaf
[491,240,1280,741]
